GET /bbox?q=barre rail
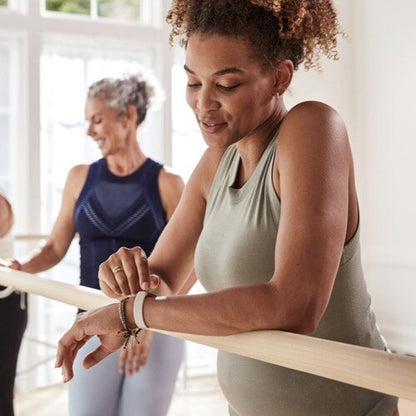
[0,266,415,401]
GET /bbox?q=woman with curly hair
[57,1,399,414]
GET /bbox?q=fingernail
[142,282,148,291]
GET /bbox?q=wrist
[124,296,137,330]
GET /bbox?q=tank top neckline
[227,130,279,203]
[102,157,151,180]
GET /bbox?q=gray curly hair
[88,71,163,126]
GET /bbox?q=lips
[199,119,227,134]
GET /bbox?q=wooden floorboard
[15,377,415,416]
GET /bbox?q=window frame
[0,0,173,234]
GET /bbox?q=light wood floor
[15,376,228,416]
[14,376,416,416]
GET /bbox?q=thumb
[8,259,22,270]
[83,345,112,369]
[148,274,160,293]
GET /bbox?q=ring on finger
[112,265,124,274]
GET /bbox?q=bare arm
[125,102,352,335]
[17,165,89,274]
[0,195,13,238]
[157,168,185,221]
[57,103,355,377]
[99,148,223,297]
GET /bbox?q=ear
[272,59,294,96]
[124,105,138,127]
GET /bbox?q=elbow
[294,316,320,335]
[284,303,325,335]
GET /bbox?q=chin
[99,148,109,157]
[203,133,235,149]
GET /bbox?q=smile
[200,120,227,134]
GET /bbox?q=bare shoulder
[158,167,185,191]
[65,164,90,201]
[68,164,89,180]
[277,101,350,164]
[0,194,12,221]
[0,194,13,236]
[281,101,348,145]
[190,146,228,199]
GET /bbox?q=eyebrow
[184,65,244,76]
[86,112,102,121]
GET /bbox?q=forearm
[125,282,309,336]
[152,269,196,297]
[20,244,65,274]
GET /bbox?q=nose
[87,123,96,138]
[195,86,220,114]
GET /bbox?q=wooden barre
[0,266,415,401]
[14,234,49,241]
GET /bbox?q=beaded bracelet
[118,297,141,349]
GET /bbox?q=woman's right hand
[98,246,160,298]
[6,259,22,271]
[118,329,154,376]
[56,302,124,382]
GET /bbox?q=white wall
[287,0,416,354]
[356,0,416,354]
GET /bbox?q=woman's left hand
[55,302,123,382]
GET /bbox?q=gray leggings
[68,333,184,416]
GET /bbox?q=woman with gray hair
[8,73,192,415]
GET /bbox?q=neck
[235,102,287,184]
[106,135,147,176]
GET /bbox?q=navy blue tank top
[74,158,166,289]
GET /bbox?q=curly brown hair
[166,0,343,70]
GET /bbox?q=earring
[276,92,280,100]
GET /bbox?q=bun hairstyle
[166,0,343,70]
[88,71,163,126]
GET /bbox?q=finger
[61,354,75,383]
[134,345,143,372]
[108,252,131,296]
[111,267,130,297]
[56,323,89,382]
[118,249,141,294]
[4,259,21,270]
[83,344,113,369]
[100,279,120,299]
[118,348,127,375]
[98,262,122,297]
[133,248,151,291]
[139,341,151,366]
[127,343,134,376]
[148,274,161,293]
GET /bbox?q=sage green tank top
[194,134,398,416]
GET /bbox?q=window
[44,0,160,26]
[2,0,219,392]
[1,0,172,391]
[40,40,160,231]
[0,34,21,206]
[0,0,22,11]
[0,44,11,193]
[171,48,206,182]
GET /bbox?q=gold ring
[112,265,124,274]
